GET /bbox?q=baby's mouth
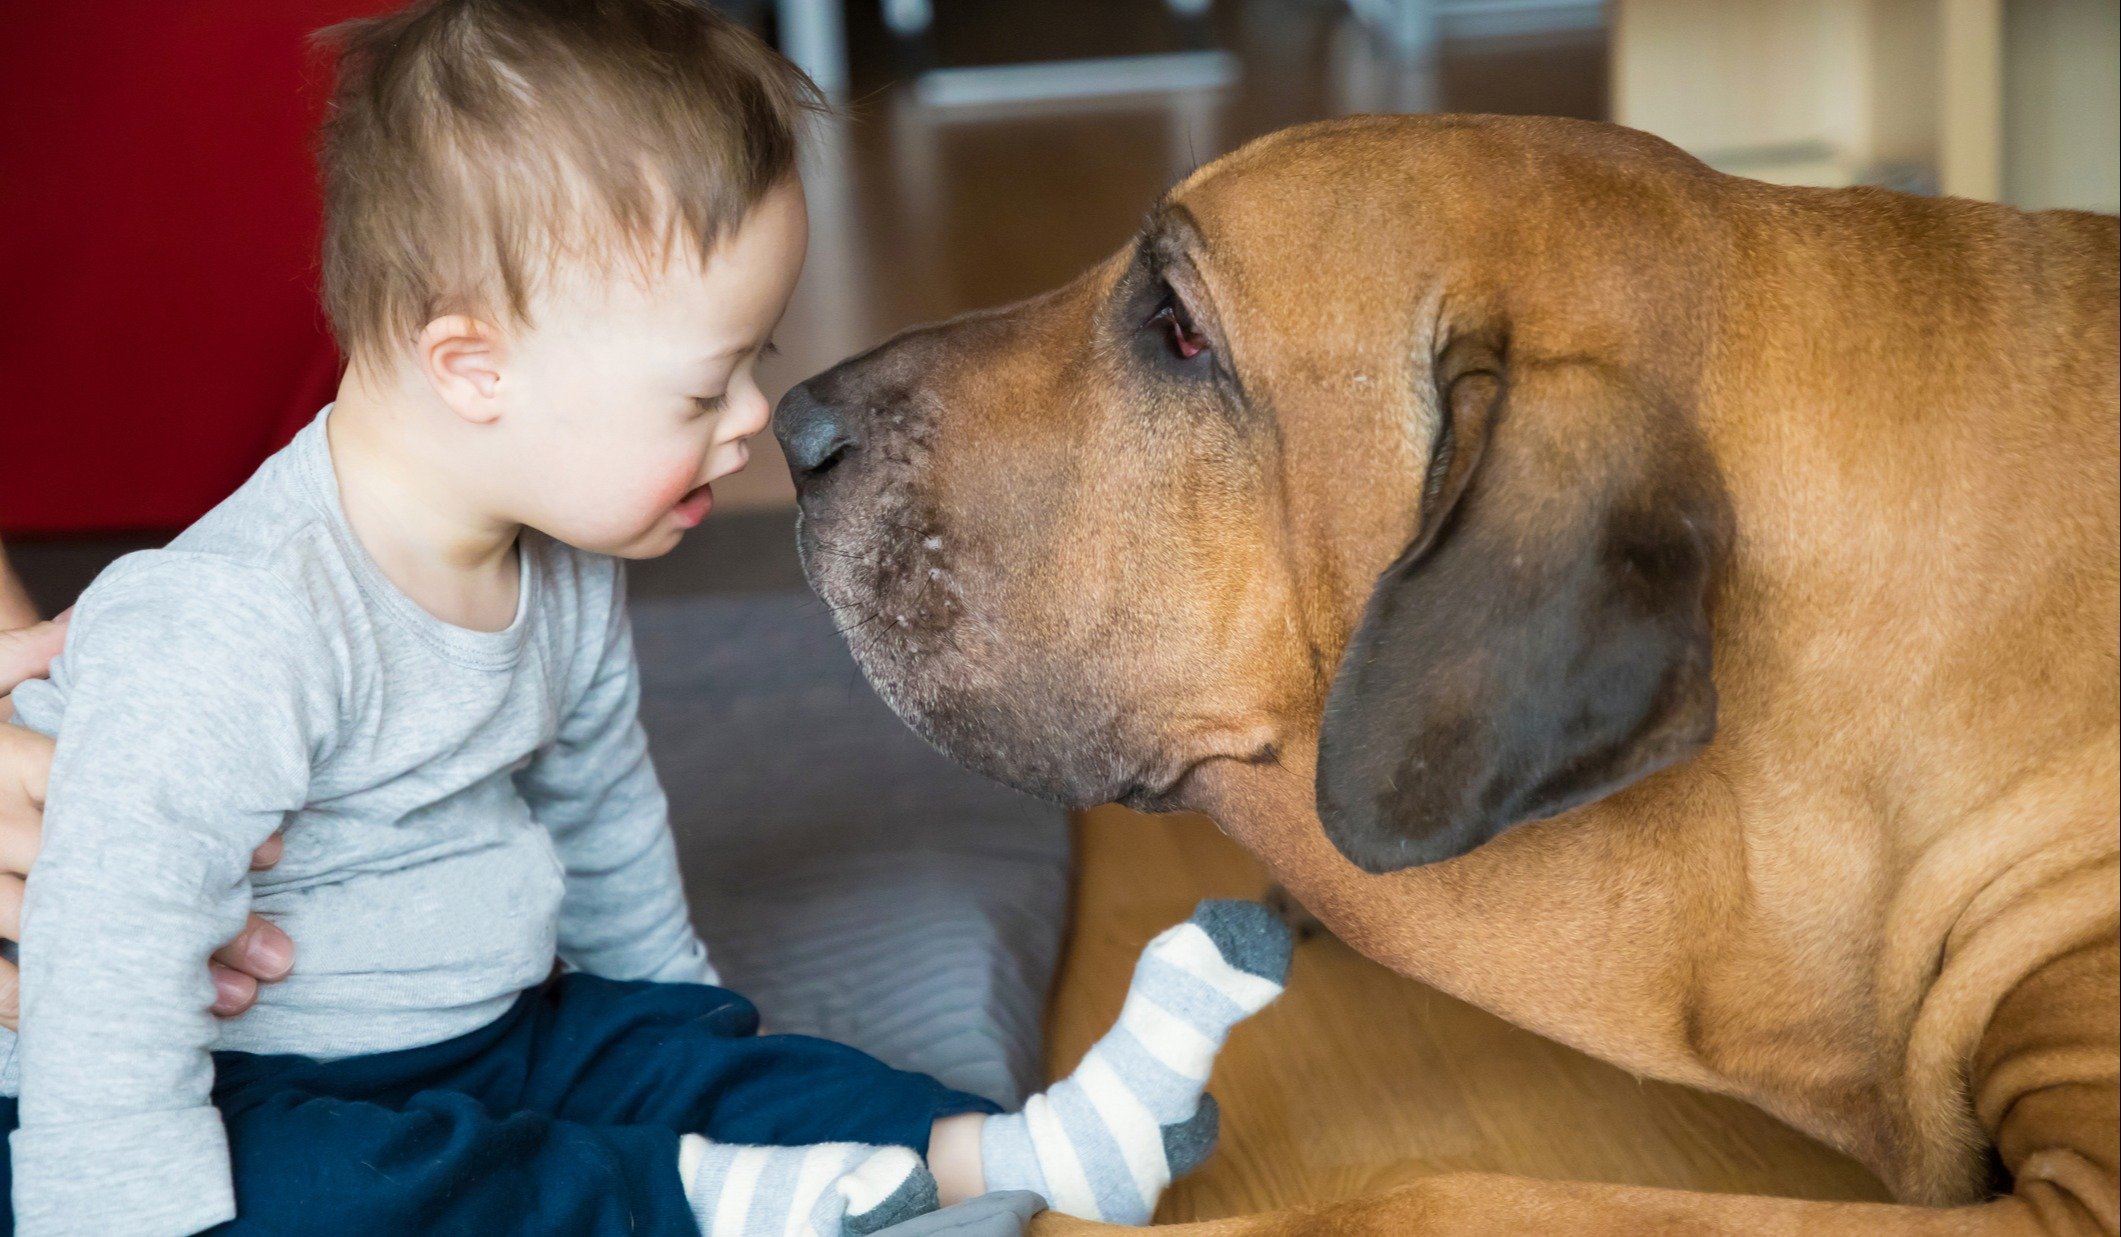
[673,483,715,527]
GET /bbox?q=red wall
[0,3,395,534]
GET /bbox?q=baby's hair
[315,0,822,372]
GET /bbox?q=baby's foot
[980,900,1291,1223]
[680,1136,939,1237]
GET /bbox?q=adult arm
[0,538,38,632]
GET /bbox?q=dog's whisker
[832,611,890,641]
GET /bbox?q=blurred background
[1,0,2115,599]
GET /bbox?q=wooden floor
[1041,806,1893,1225]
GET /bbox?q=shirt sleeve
[519,574,716,987]
[9,557,330,1237]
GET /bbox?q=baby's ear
[416,314,505,424]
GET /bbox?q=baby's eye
[691,394,728,416]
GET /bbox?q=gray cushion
[633,593,1069,1107]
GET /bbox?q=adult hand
[0,611,295,1030]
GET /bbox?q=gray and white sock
[980,900,1292,1224]
[679,1135,939,1237]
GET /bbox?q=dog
[775,114,2119,1233]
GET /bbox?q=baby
[0,3,1288,1236]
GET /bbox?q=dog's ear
[1315,334,1729,874]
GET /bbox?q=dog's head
[778,115,1732,872]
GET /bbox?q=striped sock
[678,1136,938,1237]
[980,900,1292,1224]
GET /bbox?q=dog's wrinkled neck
[1188,747,1349,891]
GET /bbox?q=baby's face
[494,176,808,558]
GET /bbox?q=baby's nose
[725,390,773,443]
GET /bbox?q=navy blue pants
[1,975,997,1235]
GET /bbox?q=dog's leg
[1965,921,2118,1235]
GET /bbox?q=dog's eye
[1146,290,1208,361]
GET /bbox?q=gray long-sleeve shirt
[2,409,716,1237]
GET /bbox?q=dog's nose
[773,383,861,482]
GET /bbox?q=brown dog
[775,115,2119,1233]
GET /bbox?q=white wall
[1613,0,2121,211]
[2004,0,2121,213]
